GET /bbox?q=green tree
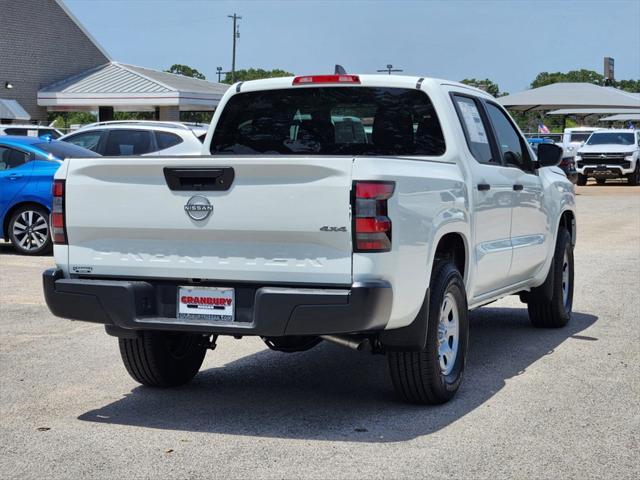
[615,79,640,93]
[460,78,502,97]
[165,64,206,80]
[530,69,604,88]
[221,68,293,84]
[49,112,97,129]
[114,111,154,121]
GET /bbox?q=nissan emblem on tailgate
[184,196,213,221]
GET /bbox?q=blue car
[0,136,99,255]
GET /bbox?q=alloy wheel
[12,210,49,252]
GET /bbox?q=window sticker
[458,101,489,144]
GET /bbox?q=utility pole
[228,13,242,83]
[377,64,403,75]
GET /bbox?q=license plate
[177,286,234,323]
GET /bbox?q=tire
[387,262,469,405]
[596,178,606,185]
[627,163,640,186]
[576,174,587,186]
[119,331,207,387]
[527,228,573,328]
[7,205,52,255]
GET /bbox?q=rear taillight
[293,74,360,85]
[51,179,67,245]
[352,181,394,252]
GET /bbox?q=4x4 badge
[320,226,347,232]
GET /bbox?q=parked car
[0,136,99,255]
[43,74,574,405]
[527,137,577,183]
[575,129,640,185]
[0,124,63,139]
[560,127,600,159]
[60,121,203,156]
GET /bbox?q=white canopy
[546,108,640,116]
[599,113,640,122]
[498,83,640,112]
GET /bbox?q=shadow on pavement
[79,308,597,442]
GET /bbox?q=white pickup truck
[43,74,576,405]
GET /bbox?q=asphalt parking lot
[1,185,638,480]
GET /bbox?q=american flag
[538,123,550,134]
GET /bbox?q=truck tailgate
[62,156,353,284]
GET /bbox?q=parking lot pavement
[1,186,638,480]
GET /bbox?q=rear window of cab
[210,87,445,156]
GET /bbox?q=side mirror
[536,143,563,167]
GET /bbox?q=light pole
[228,13,242,83]
[216,67,230,83]
[377,64,403,75]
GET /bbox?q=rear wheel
[576,174,587,186]
[8,205,52,255]
[596,178,606,185]
[119,331,207,387]
[387,262,469,404]
[527,228,573,328]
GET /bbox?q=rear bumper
[43,268,392,337]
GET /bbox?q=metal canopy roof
[546,108,640,116]
[599,113,640,122]
[0,99,31,120]
[37,62,229,111]
[498,83,640,112]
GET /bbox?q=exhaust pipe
[320,335,368,351]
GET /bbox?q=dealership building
[1,0,227,123]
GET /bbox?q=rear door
[0,146,34,218]
[63,156,354,284]
[451,93,514,297]
[484,102,549,283]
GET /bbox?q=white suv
[575,129,640,185]
[0,124,63,139]
[60,121,203,156]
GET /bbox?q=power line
[228,13,242,83]
[377,64,403,75]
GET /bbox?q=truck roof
[233,74,493,98]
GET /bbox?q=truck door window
[485,103,532,171]
[452,95,496,164]
[211,87,445,156]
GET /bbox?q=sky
[65,0,640,93]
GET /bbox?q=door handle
[477,184,491,191]
[163,167,234,191]
[513,184,524,191]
